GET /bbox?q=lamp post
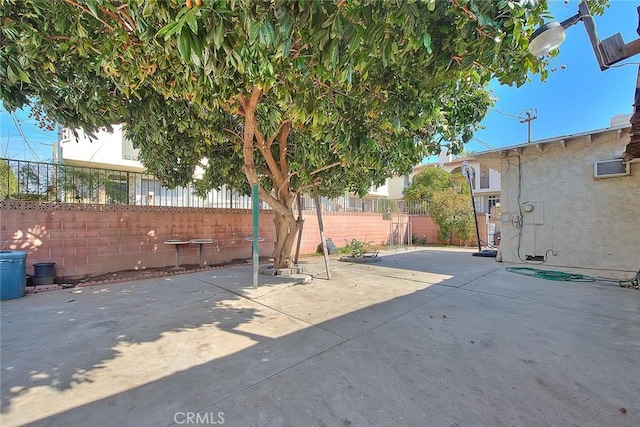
[528,1,640,160]
[528,1,640,70]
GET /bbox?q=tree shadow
[2,250,633,426]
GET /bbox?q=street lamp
[529,1,640,160]
[528,1,640,71]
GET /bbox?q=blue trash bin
[0,250,28,300]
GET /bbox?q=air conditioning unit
[593,159,630,178]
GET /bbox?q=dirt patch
[70,258,273,287]
[75,264,212,286]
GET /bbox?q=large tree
[1,0,604,268]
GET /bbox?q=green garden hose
[506,267,595,282]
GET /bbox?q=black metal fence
[1,158,430,214]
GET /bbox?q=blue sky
[0,105,59,161]
[470,0,639,153]
[1,0,638,162]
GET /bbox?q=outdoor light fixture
[528,22,570,57]
[528,1,640,70]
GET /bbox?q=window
[479,166,489,189]
[488,196,500,217]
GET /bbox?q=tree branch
[277,120,292,174]
[296,179,323,194]
[309,160,342,176]
[240,86,262,185]
[222,128,243,145]
[62,0,116,32]
[113,3,137,32]
[98,3,136,33]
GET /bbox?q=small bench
[163,239,191,270]
[164,238,215,269]
[190,239,214,266]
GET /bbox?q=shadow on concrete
[1,249,638,426]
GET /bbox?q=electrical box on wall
[522,201,544,225]
[594,159,630,178]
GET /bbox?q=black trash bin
[33,262,56,285]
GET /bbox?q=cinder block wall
[411,213,489,247]
[1,202,495,280]
[1,204,274,280]
[0,203,412,279]
[1,202,491,280]
[410,215,440,244]
[294,211,407,254]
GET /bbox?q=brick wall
[1,201,487,280]
[1,203,272,280]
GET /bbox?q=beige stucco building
[476,122,638,279]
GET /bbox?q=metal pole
[468,175,482,252]
[463,162,482,252]
[313,187,331,279]
[252,183,259,288]
[294,193,304,266]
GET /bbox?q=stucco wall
[497,128,638,278]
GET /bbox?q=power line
[489,108,521,119]
[489,107,538,143]
[10,113,42,161]
[472,137,499,152]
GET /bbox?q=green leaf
[249,23,260,45]
[186,11,198,34]
[282,37,292,58]
[7,64,19,84]
[77,22,88,38]
[157,22,180,40]
[263,22,275,47]
[178,28,192,62]
[86,0,99,18]
[423,32,432,55]
[213,17,225,49]
[382,40,392,66]
[143,0,156,18]
[277,9,293,37]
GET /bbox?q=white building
[60,125,143,172]
[58,125,381,211]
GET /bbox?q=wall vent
[593,159,629,178]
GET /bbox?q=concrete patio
[1,247,638,426]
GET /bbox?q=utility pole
[519,108,538,143]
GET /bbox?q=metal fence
[1,158,430,214]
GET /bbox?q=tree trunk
[237,86,302,269]
[272,206,300,269]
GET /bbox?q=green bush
[413,235,428,245]
[344,238,370,257]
